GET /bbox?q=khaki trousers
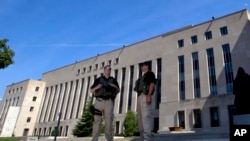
[92,99,114,141]
[137,94,152,141]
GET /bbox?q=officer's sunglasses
[105,68,112,71]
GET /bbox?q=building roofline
[194,8,248,27]
[42,9,248,75]
[6,79,31,87]
[6,79,42,87]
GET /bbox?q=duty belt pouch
[142,85,149,95]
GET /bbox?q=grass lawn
[0,137,19,141]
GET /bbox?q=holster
[90,106,102,116]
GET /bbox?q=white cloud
[13,43,124,47]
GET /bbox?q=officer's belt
[138,92,146,96]
[96,97,112,101]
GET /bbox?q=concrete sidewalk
[37,132,229,141]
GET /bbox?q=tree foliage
[123,110,137,137]
[51,129,57,136]
[72,99,94,137]
[0,39,15,69]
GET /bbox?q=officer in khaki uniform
[90,65,120,141]
[134,61,156,141]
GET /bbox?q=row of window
[76,58,119,75]
[0,96,36,123]
[178,107,220,129]
[8,86,40,94]
[178,43,233,100]
[33,126,69,137]
[8,87,23,94]
[178,26,228,48]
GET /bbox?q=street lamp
[54,112,62,141]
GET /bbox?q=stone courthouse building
[0,79,45,136]
[0,9,250,137]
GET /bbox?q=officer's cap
[139,61,150,66]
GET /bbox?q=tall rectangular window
[26,117,31,123]
[43,128,46,136]
[114,69,118,79]
[178,56,185,100]
[33,128,37,136]
[95,64,98,70]
[92,75,98,102]
[59,82,68,120]
[88,66,92,72]
[207,48,218,95]
[128,66,134,111]
[48,127,52,136]
[222,44,234,94]
[84,77,91,110]
[193,109,202,128]
[115,58,119,65]
[38,128,41,136]
[32,96,37,101]
[119,68,126,114]
[65,126,69,136]
[192,52,201,98]
[191,35,198,44]
[23,128,29,136]
[64,82,73,120]
[70,79,79,119]
[153,118,159,132]
[178,111,185,129]
[156,58,162,109]
[210,107,220,127]
[205,31,212,40]
[60,126,63,136]
[30,107,34,112]
[35,87,39,91]
[101,62,105,68]
[49,85,58,121]
[220,26,228,36]
[76,78,84,118]
[178,39,184,48]
[108,60,112,65]
[39,87,49,122]
[82,67,86,74]
[53,84,63,121]
[115,121,120,134]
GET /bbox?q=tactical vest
[94,77,117,98]
[134,75,149,94]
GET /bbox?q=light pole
[54,112,62,141]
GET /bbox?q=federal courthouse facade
[0,9,250,137]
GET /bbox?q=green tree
[0,39,15,69]
[72,99,94,137]
[51,129,57,136]
[123,110,137,137]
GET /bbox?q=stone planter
[169,126,183,131]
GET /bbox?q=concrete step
[38,132,229,141]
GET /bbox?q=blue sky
[0,0,249,98]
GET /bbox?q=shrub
[123,110,137,137]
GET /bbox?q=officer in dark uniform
[90,65,120,141]
[134,61,156,141]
